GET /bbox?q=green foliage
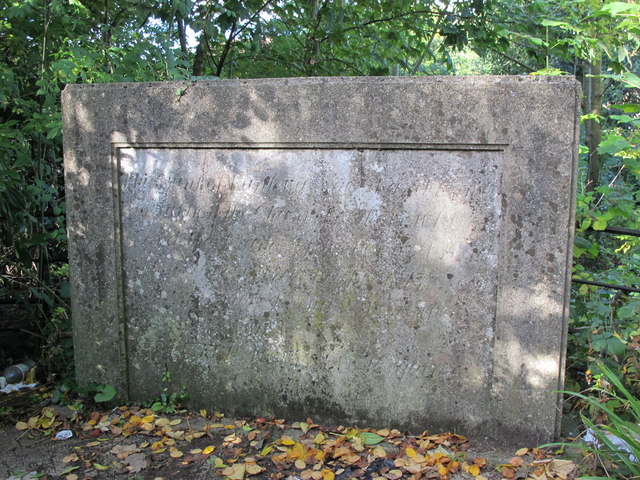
[548,364,640,480]
[150,371,189,414]
[484,0,640,408]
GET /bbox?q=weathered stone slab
[62,77,580,443]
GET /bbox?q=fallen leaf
[190,448,202,454]
[245,463,265,475]
[155,418,170,427]
[15,421,29,431]
[509,456,525,467]
[501,465,516,479]
[361,432,385,445]
[384,469,403,479]
[202,445,215,455]
[515,447,529,456]
[222,463,246,480]
[280,436,295,445]
[125,452,148,473]
[372,446,387,458]
[110,444,139,459]
[169,419,182,426]
[548,459,576,479]
[169,447,183,458]
[92,462,110,471]
[86,441,100,447]
[62,453,79,463]
[468,464,481,476]
[405,447,417,458]
[295,459,307,469]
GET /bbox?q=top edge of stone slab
[62,75,578,92]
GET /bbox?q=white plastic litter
[584,427,638,462]
[0,382,38,394]
[55,429,73,440]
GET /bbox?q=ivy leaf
[94,384,116,402]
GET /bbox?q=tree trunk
[177,17,188,54]
[585,56,602,193]
[303,0,321,75]
[192,41,204,76]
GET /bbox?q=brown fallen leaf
[125,452,148,473]
[110,444,139,460]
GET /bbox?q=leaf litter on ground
[10,405,578,479]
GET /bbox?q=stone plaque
[63,77,580,442]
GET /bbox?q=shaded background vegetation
[1,0,638,434]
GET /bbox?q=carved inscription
[119,147,503,405]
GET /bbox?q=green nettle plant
[550,363,639,480]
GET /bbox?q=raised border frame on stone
[63,76,580,443]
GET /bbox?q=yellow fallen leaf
[128,415,142,425]
[66,475,78,480]
[141,415,155,424]
[224,424,235,429]
[151,441,164,450]
[190,448,203,454]
[210,423,225,428]
[295,459,307,469]
[322,469,335,480]
[372,446,386,458]
[377,429,390,437]
[15,421,29,431]
[86,442,100,447]
[515,447,529,456]
[405,447,417,458]
[202,445,215,455]
[169,419,182,426]
[313,432,326,444]
[469,464,481,476]
[92,462,109,471]
[169,447,183,458]
[152,448,166,454]
[260,445,273,456]
[200,409,207,417]
[281,436,295,445]
[155,418,170,427]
